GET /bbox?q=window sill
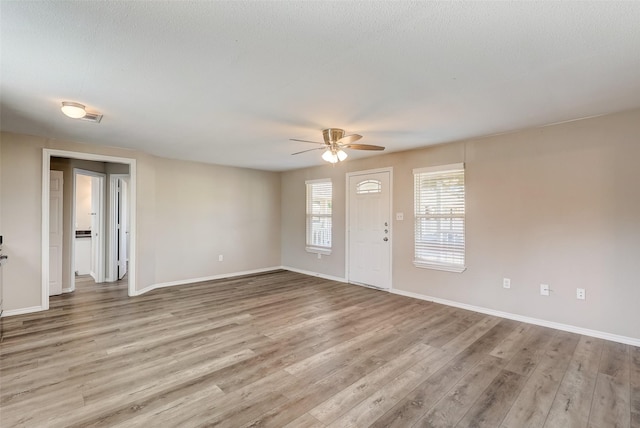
[413,261,466,273]
[306,247,332,256]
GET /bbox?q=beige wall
[3,108,638,340]
[152,156,281,283]
[0,131,282,312]
[1,134,46,310]
[281,108,640,339]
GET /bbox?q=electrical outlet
[396,212,404,221]
[317,252,322,259]
[218,254,223,262]
[576,288,586,300]
[540,284,550,296]
[503,278,511,289]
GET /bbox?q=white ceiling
[2,1,640,171]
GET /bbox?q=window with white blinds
[413,163,465,272]
[306,179,332,254]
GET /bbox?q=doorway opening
[42,149,137,310]
[72,169,106,289]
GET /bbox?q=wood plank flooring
[1,270,638,427]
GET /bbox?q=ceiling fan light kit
[291,128,385,164]
[321,148,348,163]
[322,149,337,163]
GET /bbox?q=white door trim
[108,174,129,282]
[42,149,137,309]
[345,167,393,290]
[49,170,64,296]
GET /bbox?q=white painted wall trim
[390,288,640,347]
[131,266,283,296]
[70,171,77,292]
[41,152,51,310]
[1,306,46,317]
[281,266,347,283]
[108,173,129,283]
[42,149,137,301]
[13,265,637,347]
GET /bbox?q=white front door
[347,169,392,289]
[49,170,63,296]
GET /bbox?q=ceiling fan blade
[336,134,362,145]
[290,138,325,145]
[342,144,385,151]
[291,147,325,155]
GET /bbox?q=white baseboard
[131,266,283,296]
[1,305,46,317]
[390,288,640,347]
[281,266,347,283]
[10,269,636,347]
[279,267,639,347]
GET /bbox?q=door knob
[383,237,388,242]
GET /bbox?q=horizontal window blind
[306,179,332,250]
[414,165,465,272]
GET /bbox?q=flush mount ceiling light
[60,101,103,123]
[61,101,87,119]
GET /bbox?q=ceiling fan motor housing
[289,128,381,158]
[322,128,345,145]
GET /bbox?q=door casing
[42,149,137,310]
[109,174,130,281]
[49,170,64,296]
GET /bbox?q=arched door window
[356,179,382,194]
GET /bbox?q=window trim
[305,178,332,255]
[413,163,466,273]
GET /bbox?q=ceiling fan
[291,128,385,163]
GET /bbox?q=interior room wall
[281,108,640,340]
[3,108,638,340]
[152,156,281,284]
[1,133,47,310]
[0,136,3,240]
[0,131,282,312]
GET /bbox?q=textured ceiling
[2,1,640,171]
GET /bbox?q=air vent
[80,112,103,123]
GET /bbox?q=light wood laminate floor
[1,270,638,427]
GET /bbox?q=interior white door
[49,170,63,296]
[117,178,129,279]
[348,170,392,289]
[89,176,103,282]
